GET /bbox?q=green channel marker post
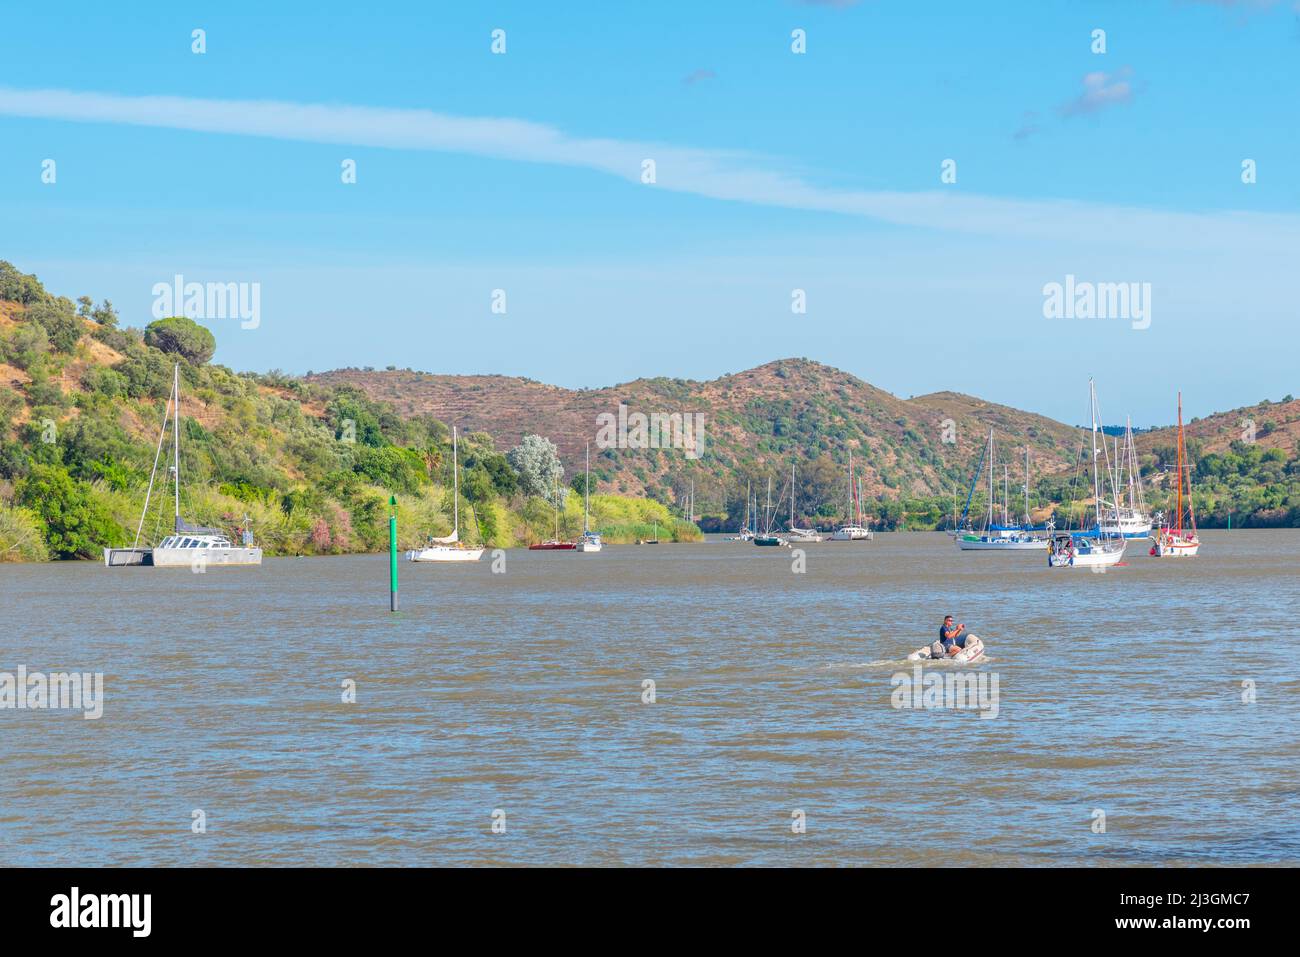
[389,495,398,612]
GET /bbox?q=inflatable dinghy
[907,635,986,663]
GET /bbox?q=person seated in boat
[933,616,968,657]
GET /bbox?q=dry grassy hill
[310,358,1089,507]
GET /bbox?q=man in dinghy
[933,616,969,658]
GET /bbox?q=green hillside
[3,257,1297,563]
[0,260,698,561]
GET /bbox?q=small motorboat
[907,635,987,663]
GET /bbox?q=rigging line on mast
[132,381,174,550]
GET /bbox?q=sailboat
[104,364,262,567]
[530,469,577,550]
[786,462,823,542]
[729,480,755,541]
[753,475,788,546]
[1048,379,1127,568]
[1150,392,1201,558]
[955,431,1048,550]
[407,426,485,562]
[831,450,873,540]
[575,441,602,552]
[1098,418,1153,538]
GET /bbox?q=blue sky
[2,0,1298,425]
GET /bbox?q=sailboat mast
[1090,379,1103,532]
[452,426,459,536]
[986,430,994,529]
[847,451,854,524]
[790,462,796,528]
[1176,392,1184,537]
[1024,447,1031,525]
[173,363,180,522]
[584,441,591,532]
[765,475,772,532]
[1001,465,1007,525]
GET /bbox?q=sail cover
[175,516,226,537]
[428,531,458,544]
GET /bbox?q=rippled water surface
[2,530,1297,866]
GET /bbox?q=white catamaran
[1150,392,1201,558]
[406,426,485,563]
[831,450,873,541]
[575,441,602,552]
[104,364,262,568]
[1048,379,1127,569]
[955,430,1048,551]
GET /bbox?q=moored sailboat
[1048,379,1126,569]
[575,441,602,552]
[407,426,485,562]
[831,451,873,541]
[530,470,577,550]
[753,475,788,546]
[786,462,824,542]
[1098,418,1153,538]
[104,364,262,568]
[955,431,1048,550]
[1150,392,1200,558]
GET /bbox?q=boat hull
[529,542,577,550]
[1047,538,1125,568]
[103,547,152,567]
[1099,524,1153,538]
[1150,536,1199,558]
[575,542,602,552]
[831,526,873,541]
[407,547,485,562]
[150,546,263,567]
[956,535,1048,550]
[908,636,986,663]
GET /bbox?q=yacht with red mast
[1150,392,1201,558]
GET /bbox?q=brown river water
[1,530,1297,866]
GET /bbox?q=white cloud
[1,86,1297,253]
[1059,68,1137,117]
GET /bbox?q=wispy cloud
[1012,110,1042,141]
[682,68,717,86]
[1058,68,1137,117]
[796,0,863,7]
[1,86,1295,253]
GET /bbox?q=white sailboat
[1150,392,1201,558]
[831,450,873,540]
[729,480,755,541]
[407,426,485,563]
[786,462,823,542]
[104,364,262,567]
[1098,417,1153,538]
[576,441,602,552]
[956,431,1048,550]
[1048,379,1127,569]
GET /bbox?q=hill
[3,256,1297,561]
[0,260,697,561]
[309,360,1087,520]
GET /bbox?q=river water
[1,530,1296,866]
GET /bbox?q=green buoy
[389,495,398,612]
